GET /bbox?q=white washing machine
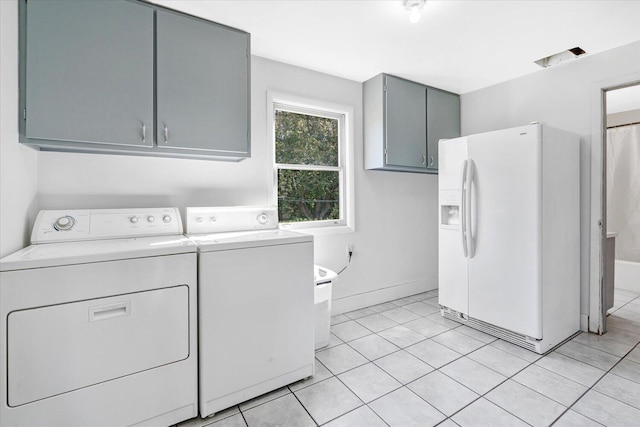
[186,206,315,417]
[0,208,198,427]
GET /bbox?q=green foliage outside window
[275,110,341,223]
[278,170,340,222]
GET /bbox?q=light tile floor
[178,288,640,427]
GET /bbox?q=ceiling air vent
[535,47,586,68]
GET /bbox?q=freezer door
[438,137,470,314]
[439,215,469,314]
[439,137,468,190]
[467,125,542,339]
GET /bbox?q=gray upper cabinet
[156,10,250,157]
[19,0,250,161]
[364,73,460,173]
[23,0,154,148]
[385,75,427,168]
[426,87,460,171]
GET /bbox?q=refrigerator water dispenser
[441,205,460,226]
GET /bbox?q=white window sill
[279,224,354,237]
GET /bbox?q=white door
[439,137,469,314]
[467,126,542,338]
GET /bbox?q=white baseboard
[615,260,640,293]
[332,276,437,315]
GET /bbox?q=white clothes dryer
[0,208,198,427]
[186,206,315,417]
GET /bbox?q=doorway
[589,81,640,333]
[602,84,640,331]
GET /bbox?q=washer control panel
[31,208,183,244]
[186,206,278,234]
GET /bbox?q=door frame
[589,72,640,334]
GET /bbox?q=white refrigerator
[438,124,580,354]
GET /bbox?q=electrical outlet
[347,244,354,257]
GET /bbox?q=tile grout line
[433,339,538,426]
[316,404,391,427]
[360,304,634,426]
[321,304,468,425]
[496,330,638,424]
[239,335,633,425]
[238,408,249,427]
[287,386,321,427]
[573,326,640,357]
[314,294,438,426]
[190,291,640,427]
[548,340,640,425]
[607,292,640,315]
[298,292,639,426]
[357,320,533,425]
[330,302,543,425]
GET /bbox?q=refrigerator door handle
[460,160,468,257]
[466,159,476,258]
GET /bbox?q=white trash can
[314,265,337,350]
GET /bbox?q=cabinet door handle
[429,155,434,166]
[164,125,169,144]
[141,123,146,143]
[422,154,426,166]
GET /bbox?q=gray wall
[461,40,640,320]
[34,56,439,309]
[0,0,438,311]
[4,0,637,317]
[0,0,38,258]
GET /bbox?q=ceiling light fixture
[403,0,426,24]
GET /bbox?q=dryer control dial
[163,215,172,223]
[129,216,139,224]
[54,215,75,231]
[147,215,155,223]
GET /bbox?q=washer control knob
[163,215,172,223]
[210,216,217,222]
[54,215,74,231]
[147,215,155,223]
[257,213,269,225]
[130,216,139,224]
[196,217,204,224]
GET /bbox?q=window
[269,94,353,232]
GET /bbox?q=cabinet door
[156,11,250,156]
[427,87,460,171]
[25,0,153,147]
[384,75,427,168]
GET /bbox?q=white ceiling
[154,0,640,96]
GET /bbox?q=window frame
[267,91,355,234]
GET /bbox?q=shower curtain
[607,123,640,262]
